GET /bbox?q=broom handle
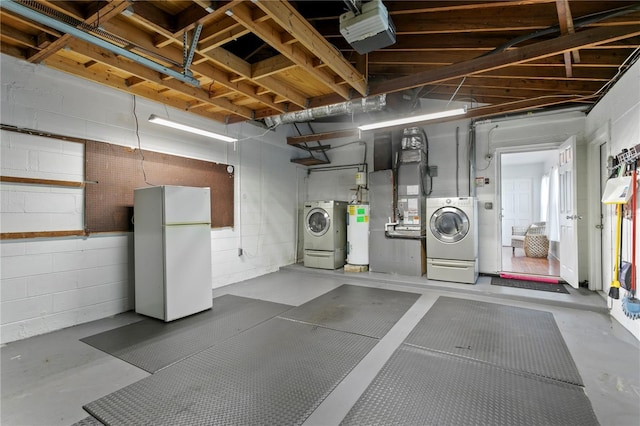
[615,203,621,280]
[632,167,636,294]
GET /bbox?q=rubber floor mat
[491,276,569,294]
[342,345,598,425]
[70,416,103,426]
[81,295,291,373]
[404,296,583,385]
[84,318,377,426]
[279,284,420,338]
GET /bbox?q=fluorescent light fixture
[358,107,467,131]
[148,114,237,142]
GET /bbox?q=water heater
[347,204,370,265]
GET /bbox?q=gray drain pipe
[264,95,387,127]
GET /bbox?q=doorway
[500,149,559,277]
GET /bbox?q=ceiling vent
[339,0,396,54]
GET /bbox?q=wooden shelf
[290,157,330,166]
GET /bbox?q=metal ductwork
[264,94,387,128]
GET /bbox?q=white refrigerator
[134,185,213,321]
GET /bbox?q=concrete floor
[2,265,639,426]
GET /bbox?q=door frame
[586,121,611,291]
[495,143,562,273]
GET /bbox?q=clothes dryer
[425,197,478,284]
[303,200,347,269]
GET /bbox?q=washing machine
[426,197,478,284]
[303,200,347,269]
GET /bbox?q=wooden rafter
[252,0,366,96]
[1,0,638,126]
[556,0,580,78]
[368,24,640,98]
[28,0,130,63]
[228,2,352,100]
[65,38,253,119]
[43,55,229,123]
[99,17,293,112]
[105,11,307,110]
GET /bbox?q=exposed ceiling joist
[0,0,637,130]
[369,24,640,97]
[556,0,579,77]
[28,0,130,63]
[228,2,353,100]
[252,0,367,96]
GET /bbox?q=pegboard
[85,141,233,233]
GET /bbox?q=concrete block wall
[473,112,586,274]
[1,54,298,343]
[586,59,640,341]
[1,236,132,343]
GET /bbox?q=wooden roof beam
[251,54,297,79]
[66,39,254,119]
[130,1,174,34]
[437,76,603,94]
[99,17,290,112]
[0,23,36,48]
[556,0,578,77]
[174,1,244,36]
[44,55,229,123]
[287,129,360,146]
[197,10,261,51]
[27,0,130,63]
[386,0,557,16]
[253,0,366,97]
[106,14,300,111]
[0,10,62,38]
[228,2,352,100]
[38,0,87,21]
[369,25,640,97]
[366,50,629,67]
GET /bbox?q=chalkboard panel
[85,141,233,233]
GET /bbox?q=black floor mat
[342,346,598,426]
[84,318,377,426]
[279,284,420,338]
[492,276,569,293]
[404,296,583,385]
[70,416,103,426]
[81,295,291,373]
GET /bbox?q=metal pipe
[264,95,387,127]
[2,0,200,87]
[472,105,588,127]
[307,163,366,173]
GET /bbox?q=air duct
[264,94,387,127]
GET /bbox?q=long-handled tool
[622,166,640,319]
[609,202,622,301]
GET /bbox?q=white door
[163,186,211,225]
[164,224,213,321]
[597,142,608,291]
[501,178,533,246]
[559,136,579,288]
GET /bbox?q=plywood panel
[85,141,233,233]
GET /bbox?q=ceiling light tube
[358,107,467,131]
[148,115,237,143]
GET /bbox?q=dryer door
[306,207,331,237]
[430,206,470,243]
